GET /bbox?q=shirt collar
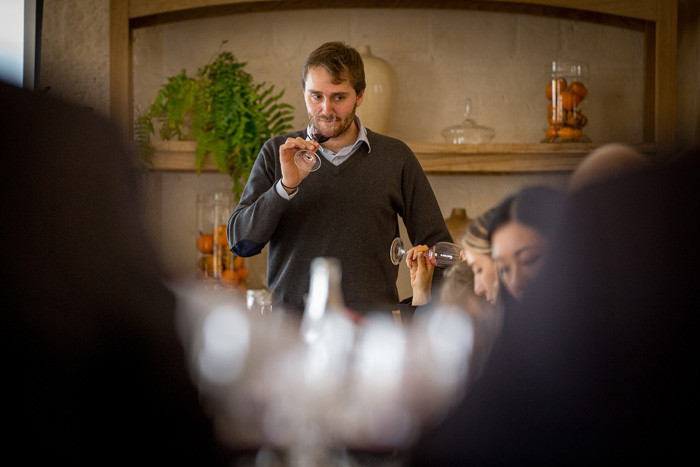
[316,115,371,159]
[355,116,371,153]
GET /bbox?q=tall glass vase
[196,191,246,291]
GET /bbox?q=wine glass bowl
[390,237,407,266]
[426,241,463,268]
[294,112,336,172]
[389,237,463,269]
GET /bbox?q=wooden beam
[643,21,656,144]
[654,0,678,157]
[109,0,131,143]
[127,0,661,22]
[512,0,659,21]
[130,0,255,18]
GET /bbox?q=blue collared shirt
[316,116,371,165]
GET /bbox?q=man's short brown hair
[302,41,366,96]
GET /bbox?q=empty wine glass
[294,111,336,172]
[390,237,463,269]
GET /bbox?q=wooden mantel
[110,0,677,173]
[150,140,657,174]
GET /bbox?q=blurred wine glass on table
[171,255,476,465]
[246,288,273,315]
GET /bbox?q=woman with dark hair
[487,186,565,303]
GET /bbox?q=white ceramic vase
[357,45,395,135]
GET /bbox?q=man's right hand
[279,137,319,191]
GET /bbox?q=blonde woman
[405,208,500,307]
[460,208,499,306]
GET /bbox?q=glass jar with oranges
[544,61,589,143]
[196,192,248,291]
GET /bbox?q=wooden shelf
[149,140,657,174]
[410,142,656,173]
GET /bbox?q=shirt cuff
[276,179,297,199]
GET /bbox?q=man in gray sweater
[228,41,451,314]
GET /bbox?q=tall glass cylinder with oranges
[196,192,247,292]
[544,61,589,143]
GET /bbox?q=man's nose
[320,99,333,114]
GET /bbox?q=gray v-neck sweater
[228,128,452,313]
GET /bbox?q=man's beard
[312,105,355,139]
[307,105,357,139]
[332,106,356,139]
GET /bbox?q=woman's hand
[406,245,434,306]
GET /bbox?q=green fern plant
[136,45,294,200]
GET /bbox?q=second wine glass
[390,237,463,269]
[294,112,336,172]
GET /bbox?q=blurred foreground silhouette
[409,147,700,464]
[1,82,229,465]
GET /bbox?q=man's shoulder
[365,129,413,154]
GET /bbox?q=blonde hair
[438,261,503,383]
[462,208,496,255]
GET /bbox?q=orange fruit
[566,111,588,129]
[568,81,587,102]
[556,91,576,111]
[236,266,248,282]
[557,127,582,141]
[214,224,227,246]
[197,254,215,275]
[546,78,567,101]
[221,248,234,270]
[196,233,213,254]
[233,256,245,270]
[545,126,558,142]
[220,269,239,285]
[547,103,565,126]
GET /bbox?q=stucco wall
[40,0,110,117]
[132,9,645,145]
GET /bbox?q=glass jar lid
[441,98,495,144]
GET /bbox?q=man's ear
[356,89,364,107]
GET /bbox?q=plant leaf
[135,43,295,202]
